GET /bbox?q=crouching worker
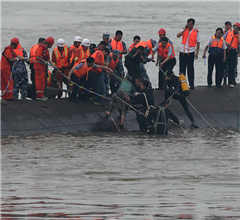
[164,71,198,128]
[68,57,112,102]
[125,80,155,133]
[148,100,180,135]
[105,73,136,131]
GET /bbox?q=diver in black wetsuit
[164,71,199,128]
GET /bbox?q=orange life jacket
[128,43,135,52]
[74,45,90,63]
[73,60,93,80]
[225,30,240,49]
[47,70,52,87]
[108,52,119,71]
[135,39,153,55]
[13,44,24,57]
[1,45,16,70]
[91,50,104,73]
[53,46,69,68]
[209,36,224,54]
[182,28,198,47]
[30,44,39,64]
[110,38,124,57]
[157,42,175,60]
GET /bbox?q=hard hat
[45,37,55,45]
[11,38,19,45]
[233,22,240,29]
[151,38,157,47]
[158,28,166,35]
[74,36,82,42]
[57,39,65,47]
[81,38,90,47]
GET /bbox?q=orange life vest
[135,39,153,55]
[47,70,52,87]
[209,36,224,54]
[158,42,175,60]
[1,45,16,70]
[53,46,69,68]
[91,50,104,73]
[225,30,240,49]
[182,28,198,47]
[108,52,119,71]
[110,38,124,57]
[30,44,39,64]
[73,60,93,80]
[13,44,24,57]
[128,43,135,52]
[74,46,90,63]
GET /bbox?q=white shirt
[180,28,201,53]
[205,36,227,50]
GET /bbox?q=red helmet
[11,38,19,45]
[233,22,240,29]
[158,28,166,35]
[45,37,55,45]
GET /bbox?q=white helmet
[74,36,82,42]
[57,39,65,47]
[81,38,90,47]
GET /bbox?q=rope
[0,62,15,97]
[186,98,218,132]
[204,85,239,128]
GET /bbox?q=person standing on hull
[164,71,198,128]
[109,30,127,77]
[69,36,82,66]
[29,38,45,99]
[177,18,201,90]
[68,57,112,102]
[202,28,227,88]
[13,43,29,100]
[128,35,141,52]
[223,22,240,88]
[134,38,157,87]
[157,28,173,45]
[105,72,136,131]
[1,38,24,101]
[126,80,154,133]
[153,37,177,90]
[125,46,147,88]
[97,33,112,53]
[34,37,56,101]
[52,39,72,98]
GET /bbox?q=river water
[1,1,240,219]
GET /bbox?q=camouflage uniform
[12,49,29,99]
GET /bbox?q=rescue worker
[125,45,147,88]
[109,30,127,77]
[1,38,23,100]
[154,37,177,90]
[202,28,227,88]
[134,38,157,86]
[34,37,55,101]
[72,38,91,66]
[97,33,112,52]
[29,38,45,99]
[177,18,201,90]
[223,22,240,88]
[128,35,141,52]
[148,100,180,135]
[157,28,173,45]
[105,71,136,131]
[164,71,198,128]
[126,80,155,133]
[106,49,124,94]
[52,38,71,98]
[68,57,113,102]
[69,36,82,65]
[223,21,233,85]
[90,41,107,54]
[12,43,29,100]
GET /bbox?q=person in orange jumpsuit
[34,37,55,101]
[1,38,23,100]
